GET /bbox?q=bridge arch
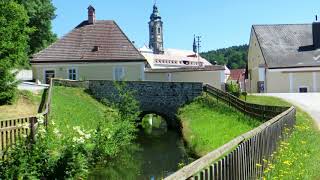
[88,80,203,127]
[138,111,180,129]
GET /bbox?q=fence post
[29,117,35,143]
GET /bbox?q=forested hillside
[201,45,248,69]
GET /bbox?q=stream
[89,114,192,180]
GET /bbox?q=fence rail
[205,84,289,120]
[165,84,296,180]
[0,79,53,155]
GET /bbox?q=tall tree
[16,0,57,55]
[201,45,248,69]
[0,1,30,104]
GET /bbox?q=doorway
[44,70,55,84]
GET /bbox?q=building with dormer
[248,20,320,93]
[142,4,225,89]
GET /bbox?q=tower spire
[149,3,164,54]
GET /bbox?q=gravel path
[260,93,320,129]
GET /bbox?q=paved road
[18,82,48,92]
[261,93,320,129]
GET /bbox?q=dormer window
[92,46,99,52]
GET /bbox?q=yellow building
[31,6,146,84]
[31,5,225,90]
[248,22,320,93]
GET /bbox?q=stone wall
[89,80,203,128]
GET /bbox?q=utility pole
[195,35,202,66]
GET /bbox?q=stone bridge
[88,80,203,128]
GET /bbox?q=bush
[226,82,241,97]
[0,83,140,179]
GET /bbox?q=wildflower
[283,160,291,166]
[51,120,55,126]
[77,137,85,144]
[84,133,91,139]
[72,137,78,143]
[53,128,60,135]
[36,114,45,124]
[38,128,46,134]
[256,163,262,167]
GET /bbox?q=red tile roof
[31,20,145,63]
[229,69,246,81]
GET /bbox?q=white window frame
[113,66,125,81]
[67,67,78,80]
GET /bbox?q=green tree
[16,0,57,55]
[0,1,30,104]
[201,44,248,69]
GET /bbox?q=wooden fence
[0,79,53,155]
[204,84,289,120]
[165,85,296,180]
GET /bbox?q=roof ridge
[253,23,311,27]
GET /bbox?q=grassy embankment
[50,86,116,135]
[0,90,42,120]
[178,94,261,157]
[245,95,320,179]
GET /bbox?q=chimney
[88,5,96,24]
[313,15,320,49]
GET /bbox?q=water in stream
[89,114,191,180]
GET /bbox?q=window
[68,68,77,80]
[158,27,161,34]
[113,67,125,81]
[299,87,308,93]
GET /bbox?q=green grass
[50,86,115,134]
[179,94,261,157]
[0,90,42,120]
[245,95,320,179]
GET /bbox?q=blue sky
[52,0,320,52]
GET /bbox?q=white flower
[53,128,60,135]
[84,133,91,139]
[51,121,55,126]
[72,137,78,143]
[38,118,44,124]
[36,114,45,124]
[38,128,46,134]
[77,137,85,144]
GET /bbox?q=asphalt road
[262,93,320,129]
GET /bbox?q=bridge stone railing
[164,85,296,180]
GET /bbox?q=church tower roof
[148,3,164,54]
[150,4,161,20]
